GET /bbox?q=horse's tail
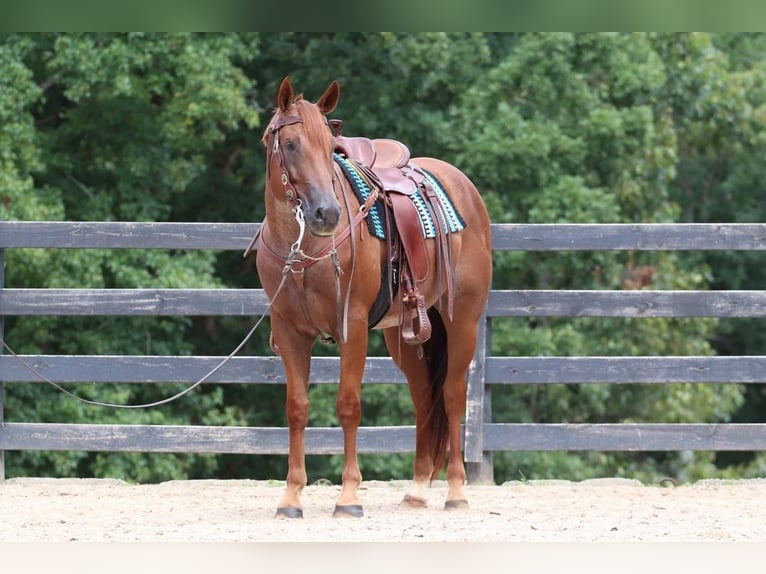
[423,307,450,480]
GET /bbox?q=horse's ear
[277,76,294,113]
[316,80,340,115]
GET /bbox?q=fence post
[465,311,494,484]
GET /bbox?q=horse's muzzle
[304,195,341,236]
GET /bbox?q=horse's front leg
[272,321,315,519]
[332,321,368,518]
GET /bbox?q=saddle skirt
[333,135,467,345]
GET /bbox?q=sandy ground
[2,477,766,543]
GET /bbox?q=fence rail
[3,355,766,385]
[2,222,766,482]
[3,288,766,317]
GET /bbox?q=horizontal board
[0,422,415,455]
[4,422,764,454]
[0,221,260,250]
[3,355,764,385]
[3,222,766,251]
[0,355,405,384]
[4,288,766,317]
[489,290,766,317]
[0,288,269,316]
[484,423,766,451]
[490,223,766,251]
[486,356,766,384]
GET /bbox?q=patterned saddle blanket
[333,153,465,242]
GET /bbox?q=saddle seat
[335,134,458,346]
[335,135,410,170]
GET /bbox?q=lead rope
[0,210,313,410]
[0,312,272,409]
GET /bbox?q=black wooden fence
[1,221,766,482]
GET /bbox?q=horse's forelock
[294,98,334,149]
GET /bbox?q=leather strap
[267,113,304,208]
[388,192,429,283]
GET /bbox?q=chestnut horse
[251,77,492,518]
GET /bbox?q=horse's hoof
[444,499,469,511]
[275,506,304,519]
[333,504,364,518]
[400,494,428,509]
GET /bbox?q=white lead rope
[0,311,273,409]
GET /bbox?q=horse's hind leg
[441,317,482,510]
[383,326,437,508]
[385,311,480,511]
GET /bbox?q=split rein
[0,203,328,410]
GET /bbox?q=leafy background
[2,33,766,484]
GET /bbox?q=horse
[249,76,492,518]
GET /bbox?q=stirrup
[401,289,432,345]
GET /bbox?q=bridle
[246,109,378,344]
[265,113,305,209]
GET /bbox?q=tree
[2,33,261,481]
[655,32,766,475]
[446,33,744,482]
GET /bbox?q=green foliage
[442,32,755,483]
[655,34,766,476]
[3,33,765,485]
[2,33,260,481]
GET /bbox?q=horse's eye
[284,140,297,153]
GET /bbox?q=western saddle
[332,121,458,346]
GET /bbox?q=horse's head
[264,76,342,237]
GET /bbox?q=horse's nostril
[315,205,340,226]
